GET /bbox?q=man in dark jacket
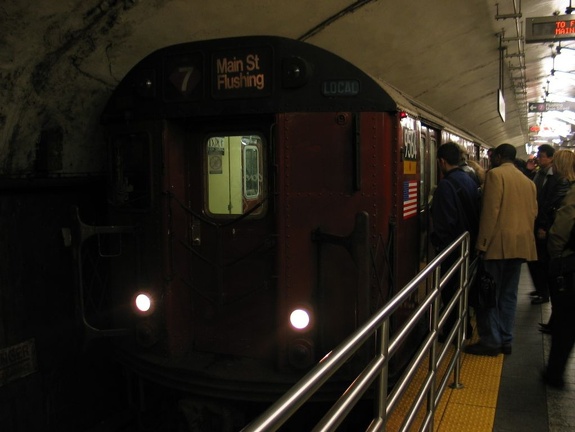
[529,144,570,306]
[431,142,481,342]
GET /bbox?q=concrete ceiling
[1,0,574,176]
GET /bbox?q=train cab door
[419,125,438,268]
[169,121,278,360]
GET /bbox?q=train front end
[71,37,427,426]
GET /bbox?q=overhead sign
[498,89,505,122]
[525,15,575,43]
[528,101,575,112]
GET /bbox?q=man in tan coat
[464,143,538,356]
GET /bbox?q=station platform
[434,263,574,431]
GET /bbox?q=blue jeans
[475,259,523,347]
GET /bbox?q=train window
[206,134,266,217]
[420,132,426,208]
[243,145,260,199]
[109,133,151,209]
[430,135,438,191]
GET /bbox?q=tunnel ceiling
[1,0,574,175]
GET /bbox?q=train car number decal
[403,128,417,174]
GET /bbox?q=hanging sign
[526,15,575,43]
[528,101,575,112]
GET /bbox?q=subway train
[68,36,489,429]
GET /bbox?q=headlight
[133,292,154,315]
[135,294,151,312]
[290,308,311,330]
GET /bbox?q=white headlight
[290,309,310,330]
[135,293,152,312]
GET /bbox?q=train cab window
[109,133,151,209]
[243,145,260,199]
[206,134,266,217]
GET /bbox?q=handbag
[469,259,496,308]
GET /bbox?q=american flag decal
[403,180,418,219]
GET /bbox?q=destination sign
[526,15,575,43]
[212,47,272,99]
[528,101,575,112]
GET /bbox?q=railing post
[374,317,390,431]
[427,264,442,431]
[450,236,468,390]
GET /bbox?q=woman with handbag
[543,149,575,389]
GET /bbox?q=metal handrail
[242,232,472,432]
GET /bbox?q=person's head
[526,157,537,171]
[492,143,517,167]
[552,149,575,181]
[437,142,462,174]
[487,147,495,167]
[458,145,469,165]
[514,158,527,171]
[467,159,486,185]
[536,144,555,169]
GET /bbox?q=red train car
[70,36,487,429]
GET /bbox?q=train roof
[370,76,487,146]
[100,35,486,146]
[101,35,397,122]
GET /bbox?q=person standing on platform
[543,149,575,389]
[531,147,570,333]
[464,143,537,356]
[430,142,481,342]
[529,144,567,306]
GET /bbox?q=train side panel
[275,111,394,369]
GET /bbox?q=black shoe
[529,290,539,297]
[531,296,549,304]
[539,327,552,334]
[541,369,565,389]
[501,344,512,355]
[463,343,500,357]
